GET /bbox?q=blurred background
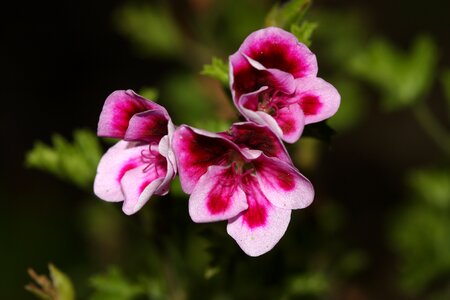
[2,0,449,299]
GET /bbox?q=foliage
[23,0,450,299]
[350,36,438,111]
[25,129,102,190]
[26,264,75,300]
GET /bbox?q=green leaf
[138,87,159,102]
[265,0,311,29]
[408,169,450,209]
[201,57,229,86]
[89,267,145,300]
[25,264,75,300]
[49,264,75,300]
[290,21,318,47]
[350,36,438,111]
[114,4,181,58]
[25,129,102,190]
[287,272,329,296]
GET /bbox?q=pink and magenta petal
[97,90,164,139]
[293,77,341,124]
[120,154,167,215]
[93,141,146,202]
[189,165,248,222]
[230,27,318,100]
[274,103,305,144]
[227,174,291,257]
[124,110,169,143]
[254,155,314,210]
[172,126,237,194]
[226,122,291,164]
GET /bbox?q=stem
[412,102,450,157]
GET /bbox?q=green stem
[412,102,450,157]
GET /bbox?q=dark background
[1,0,449,298]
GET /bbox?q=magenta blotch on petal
[97,90,164,139]
[189,165,248,222]
[227,174,292,257]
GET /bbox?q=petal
[124,110,169,143]
[254,155,314,210]
[243,54,296,95]
[226,122,291,164]
[172,126,238,194]
[274,103,305,144]
[156,135,177,195]
[238,90,284,138]
[293,77,341,124]
[93,140,147,202]
[97,90,164,139]
[121,156,167,215]
[230,27,318,99]
[189,165,248,222]
[227,174,291,257]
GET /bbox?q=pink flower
[94,90,176,215]
[173,122,314,256]
[230,27,340,143]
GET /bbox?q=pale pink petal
[124,110,168,143]
[274,103,305,144]
[227,174,291,257]
[98,90,164,138]
[293,77,341,124]
[189,165,248,222]
[121,154,167,215]
[172,126,237,194]
[156,135,177,196]
[254,155,314,210]
[93,141,146,202]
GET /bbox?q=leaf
[49,264,75,300]
[114,4,181,58]
[350,36,438,111]
[265,0,311,29]
[25,264,75,300]
[89,267,145,300]
[25,129,102,190]
[290,21,318,47]
[138,87,159,102]
[201,57,229,86]
[287,272,329,296]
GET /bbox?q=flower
[230,26,340,143]
[173,122,314,256]
[94,90,176,215]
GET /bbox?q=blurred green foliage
[350,36,438,111]
[25,0,450,299]
[25,129,102,190]
[114,3,181,58]
[26,264,75,300]
[390,169,450,297]
[201,57,229,86]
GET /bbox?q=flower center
[141,143,161,175]
[229,151,255,177]
[257,91,278,116]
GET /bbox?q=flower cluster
[94,27,340,256]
